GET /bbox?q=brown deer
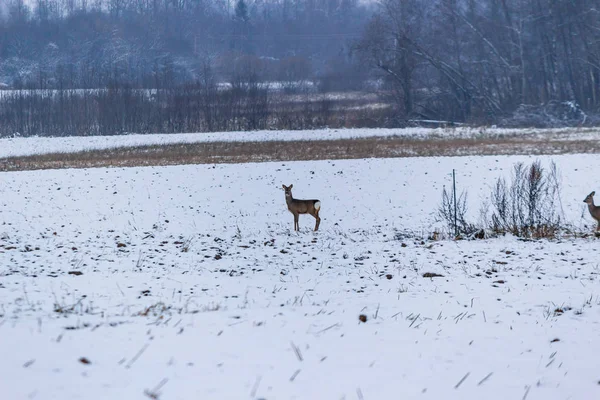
[282,184,321,231]
[584,191,600,231]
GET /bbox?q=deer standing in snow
[282,184,321,231]
[584,191,600,231]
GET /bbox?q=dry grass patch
[2,135,600,171]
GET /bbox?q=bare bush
[489,160,564,238]
[437,187,478,238]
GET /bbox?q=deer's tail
[314,201,321,210]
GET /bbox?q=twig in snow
[374,303,380,319]
[316,323,340,334]
[116,283,125,296]
[153,378,169,393]
[357,388,364,400]
[522,385,531,400]
[290,369,301,382]
[23,284,30,306]
[144,378,168,400]
[291,341,303,362]
[482,311,487,322]
[477,372,493,386]
[454,372,470,389]
[126,343,150,369]
[409,313,420,328]
[250,376,261,397]
[454,312,466,323]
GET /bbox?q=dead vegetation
[488,161,564,238]
[437,160,571,240]
[3,135,600,172]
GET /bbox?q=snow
[1,153,600,399]
[2,126,600,159]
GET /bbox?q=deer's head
[282,184,293,198]
[584,191,596,204]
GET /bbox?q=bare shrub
[489,160,564,238]
[436,187,479,238]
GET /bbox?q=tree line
[356,0,600,126]
[0,0,368,90]
[1,0,599,136]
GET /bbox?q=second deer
[282,184,321,231]
[584,191,600,231]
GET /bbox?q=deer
[584,191,600,231]
[282,184,321,231]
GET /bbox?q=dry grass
[2,136,600,172]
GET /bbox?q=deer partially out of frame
[584,191,600,231]
[282,184,321,231]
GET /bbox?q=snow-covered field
[2,127,600,159]
[2,153,600,399]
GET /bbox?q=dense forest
[0,0,368,89]
[357,0,600,126]
[1,0,600,136]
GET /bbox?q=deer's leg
[596,220,600,231]
[294,213,299,231]
[313,210,321,231]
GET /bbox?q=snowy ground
[2,126,600,158]
[1,154,600,399]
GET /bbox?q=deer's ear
[289,184,293,189]
[282,184,286,189]
[593,191,596,196]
